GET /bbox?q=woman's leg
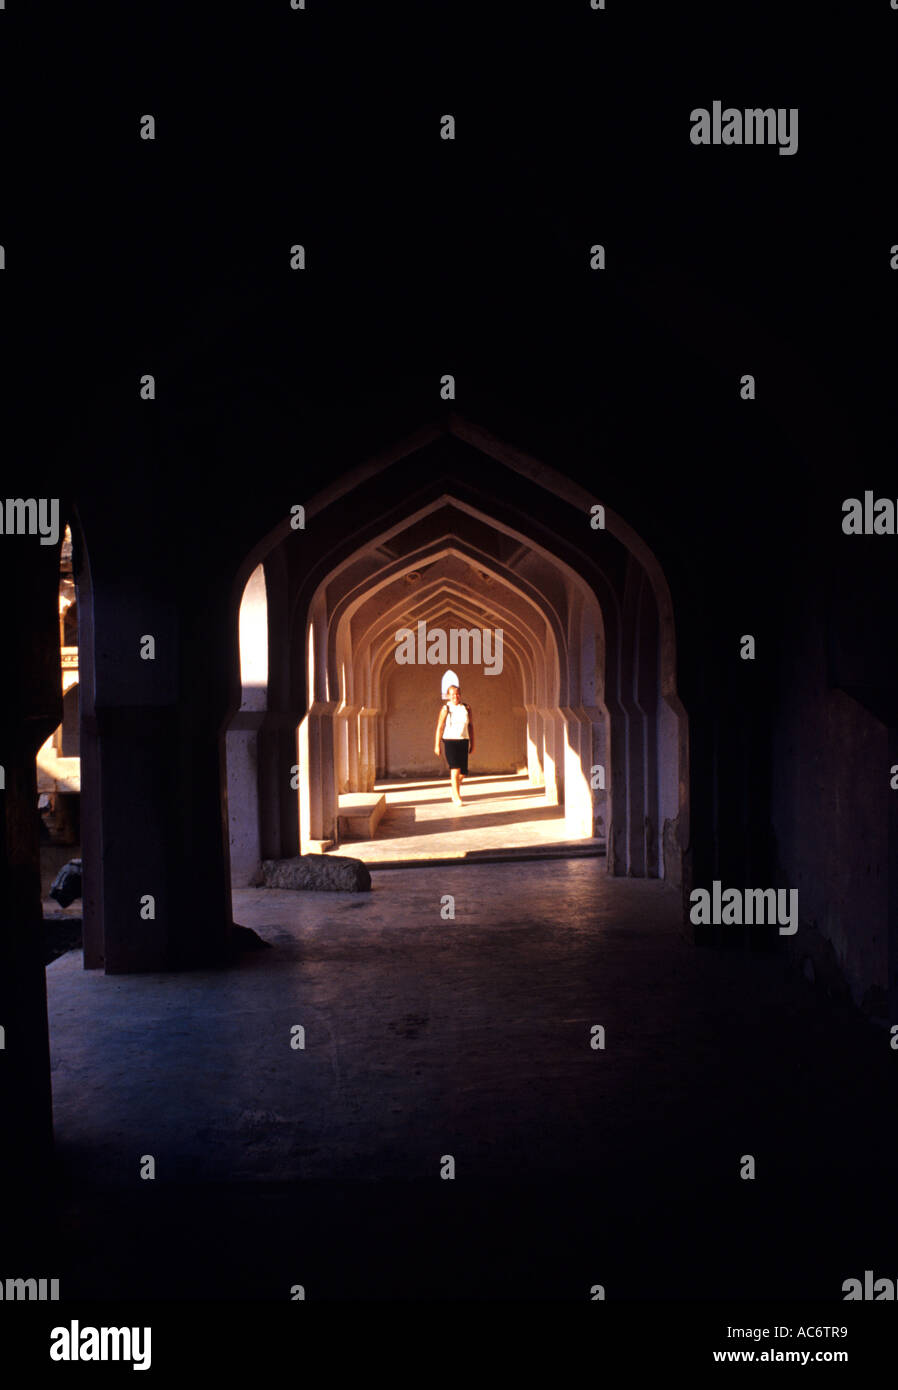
[450,767,462,803]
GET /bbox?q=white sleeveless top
[443,702,470,739]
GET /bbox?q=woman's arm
[434,705,447,754]
[466,708,474,757]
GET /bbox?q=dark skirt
[442,737,469,774]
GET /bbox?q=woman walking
[434,683,475,805]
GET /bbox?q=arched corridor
[226,420,688,885]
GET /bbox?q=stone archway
[298,507,607,851]
[226,417,688,883]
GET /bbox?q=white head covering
[441,669,459,699]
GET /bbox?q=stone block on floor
[255,854,372,892]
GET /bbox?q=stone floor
[40,858,897,1298]
[336,772,603,863]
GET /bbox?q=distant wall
[383,662,524,777]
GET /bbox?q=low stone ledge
[254,854,372,892]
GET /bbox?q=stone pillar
[88,577,233,973]
[226,715,263,887]
[74,538,104,968]
[524,706,543,784]
[376,709,387,778]
[561,705,595,839]
[634,577,660,877]
[0,540,60,1225]
[359,707,378,790]
[541,708,561,806]
[299,702,338,848]
[258,713,301,861]
[336,703,361,792]
[511,704,526,773]
[589,706,610,847]
[257,555,299,862]
[622,694,647,877]
[606,702,630,877]
[0,749,55,1210]
[227,561,268,886]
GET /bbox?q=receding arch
[224,418,688,882]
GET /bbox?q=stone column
[523,706,542,784]
[299,702,338,848]
[561,704,596,839]
[335,703,361,792]
[226,713,263,887]
[88,578,233,973]
[541,708,561,806]
[0,749,55,1208]
[359,707,378,790]
[258,713,302,861]
[0,541,60,1220]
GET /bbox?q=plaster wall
[383,660,523,777]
